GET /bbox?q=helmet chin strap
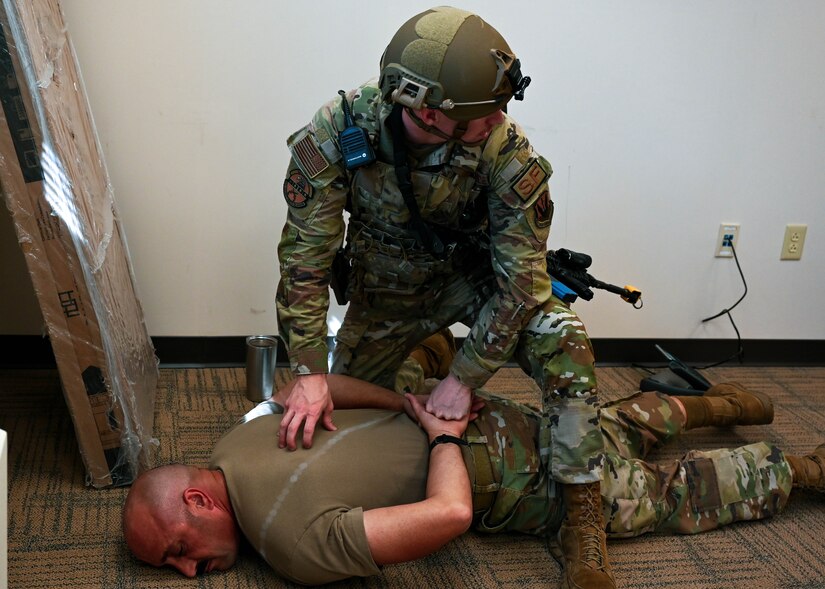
[405,108,469,142]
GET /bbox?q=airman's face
[432,109,506,145]
[126,499,240,577]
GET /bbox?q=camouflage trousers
[598,391,792,536]
[393,356,429,396]
[466,390,793,537]
[331,265,602,485]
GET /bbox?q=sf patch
[512,158,549,202]
[284,169,313,208]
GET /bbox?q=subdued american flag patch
[291,132,330,178]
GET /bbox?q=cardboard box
[0,1,157,488]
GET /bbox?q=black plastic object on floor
[639,345,713,396]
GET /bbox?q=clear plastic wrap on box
[0,0,157,488]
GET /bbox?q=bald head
[123,464,240,577]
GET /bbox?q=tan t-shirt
[209,408,428,584]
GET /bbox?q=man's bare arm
[362,395,473,564]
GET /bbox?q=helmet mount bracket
[391,77,430,110]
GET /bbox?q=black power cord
[632,240,748,378]
[699,241,748,367]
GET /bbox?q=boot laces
[576,485,606,570]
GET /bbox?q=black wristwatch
[429,434,469,452]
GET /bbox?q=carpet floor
[2,365,824,588]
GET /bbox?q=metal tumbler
[245,335,277,402]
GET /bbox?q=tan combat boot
[557,482,616,589]
[678,382,774,430]
[408,329,457,380]
[786,444,825,492]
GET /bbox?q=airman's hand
[404,393,484,424]
[426,373,472,420]
[405,394,467,441]
[278,373,336,450]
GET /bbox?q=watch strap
[429,434,469,451]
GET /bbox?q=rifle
[332,245,641,308]
[546,248,642,308]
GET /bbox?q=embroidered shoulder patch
[511,158,548,201]
[292,132,330,178]
[283,169,313,208]
[526,188,553,241]
[533,189,553,229]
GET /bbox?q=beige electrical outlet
[781,224,807,260]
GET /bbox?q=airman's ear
[183,488,214,510]
[417,108,440,125]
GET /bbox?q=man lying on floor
[122,374,825,585]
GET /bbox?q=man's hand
[426,373,472,420]
[278,373,336,450]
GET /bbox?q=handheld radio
[338,90,375,170]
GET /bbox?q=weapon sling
[386,104,449,259]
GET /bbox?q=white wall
[3,0,823,340]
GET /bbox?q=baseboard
[590,338,825,367]
[0,335,58,368]
[2,335,823,368]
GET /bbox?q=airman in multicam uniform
[465,383,796,541]
[276,7,611,587]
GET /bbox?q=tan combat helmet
[379,6,530,121]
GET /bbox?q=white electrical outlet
[781,223,807,260]
[715,223,740,257]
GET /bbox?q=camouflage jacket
[277,80,554,386]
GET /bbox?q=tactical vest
[344,88,492,296]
